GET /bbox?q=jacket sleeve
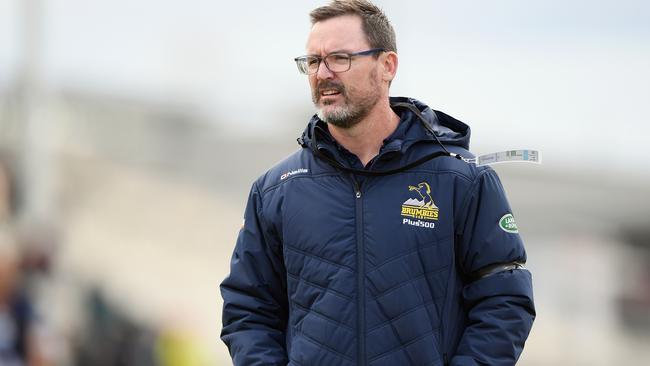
[220,182,289,366]
[451,169,535,366]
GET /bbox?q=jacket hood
[299,96,471,154]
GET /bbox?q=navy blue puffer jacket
[221,97,535,366]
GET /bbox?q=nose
[315,59,335,81]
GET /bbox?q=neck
[328,99,400,167]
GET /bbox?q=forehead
[306,15,369,54]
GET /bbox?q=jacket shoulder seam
[261,172,341,195]
[397,168,475,183]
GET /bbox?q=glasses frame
[294,48,385,75]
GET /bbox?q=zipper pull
[352,177,362,199]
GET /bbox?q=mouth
[318,88,343,107]
[320,89,341,97]
[313,82,345,106]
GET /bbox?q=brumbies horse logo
[408,182,436,208]
[401,182,439,221]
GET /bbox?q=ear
[381,51,398,83]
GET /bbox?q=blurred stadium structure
[1,0,650,365]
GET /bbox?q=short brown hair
[310,0,397,53]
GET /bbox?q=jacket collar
[298,97,471,168]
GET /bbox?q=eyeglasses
[294,48,385,75]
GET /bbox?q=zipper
[352,177,365,366]
[367,145,401,171]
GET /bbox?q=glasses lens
[295,56,321,75]
[295,57,308,74]
[306,57,320,74]
[325,54,351,73]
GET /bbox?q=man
[220,1,535,365]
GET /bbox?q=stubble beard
[313,70,381,129]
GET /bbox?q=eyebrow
[306,49,353,56]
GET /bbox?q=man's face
[306,15,383,129]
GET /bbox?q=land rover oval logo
[499,213,519,233]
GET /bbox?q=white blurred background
[0,0,649,365]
